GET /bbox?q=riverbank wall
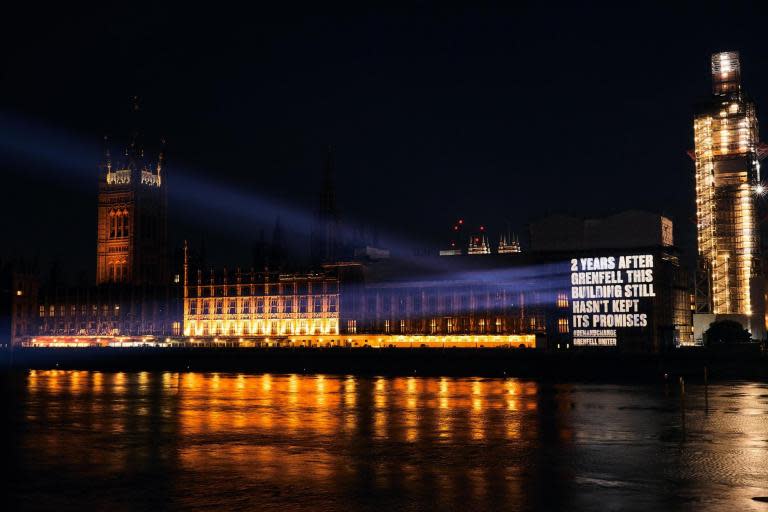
[2,347,766,381]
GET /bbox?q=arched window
[108,209,130,239]
[109,210,117,238]
[109,259,128,283]
[120,210,129,237]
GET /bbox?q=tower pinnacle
[311,146,340,264]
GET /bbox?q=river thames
[5,371,768,511]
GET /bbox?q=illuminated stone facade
[179,257,541,348]
[96,115,167,285]
[10,102,180,346]
[183,267,340,338]
[9,96,695,352]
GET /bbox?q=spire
[130,96,140,147]
[103,135,112,172]
[498,227,522,254]
[157,137,166,175]
[183,240,189,298]
[311,145,340,264]
[126,96,145,167]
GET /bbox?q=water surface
[5,371,768,511]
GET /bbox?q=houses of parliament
[5,100,693,352]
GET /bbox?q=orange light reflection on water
[20,371,547,504]
[17,371,768,510]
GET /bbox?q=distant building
[497,233,521,254]
[10,104,692,352]
[97,98,167,285]
[2,261,38,346]
[12,100,181,346]
[310,147,340,265]
[175,210,692,351]
[183,265,340,339]
[530,211,692,349]
[530,210,674,252]
[692,51,766,341]
[441,219,521,257]
[16,167,692,352]
[34,284,179,339]
[178,254,538,349]
[467,234,491,255]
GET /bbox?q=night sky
[4,4,768,278]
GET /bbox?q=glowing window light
[720,54,731,72]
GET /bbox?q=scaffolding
[693,51,761,316]
[711,51,741,96]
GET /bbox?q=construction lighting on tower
[692,51,765,337]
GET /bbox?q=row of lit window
[354,316,542,334]
[187,296,337,315]
[188,283,338,297]
[40,304,122,318]
[187,319,338,337]
[380,317,508,334]
[38,321,180,335]
[363,291,568,312]
[365,296,510,313]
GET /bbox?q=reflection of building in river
[16,371,768,510]
[18,371,553,510]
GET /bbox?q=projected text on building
[570,254,656,346]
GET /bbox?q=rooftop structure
[529,211,673,252]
